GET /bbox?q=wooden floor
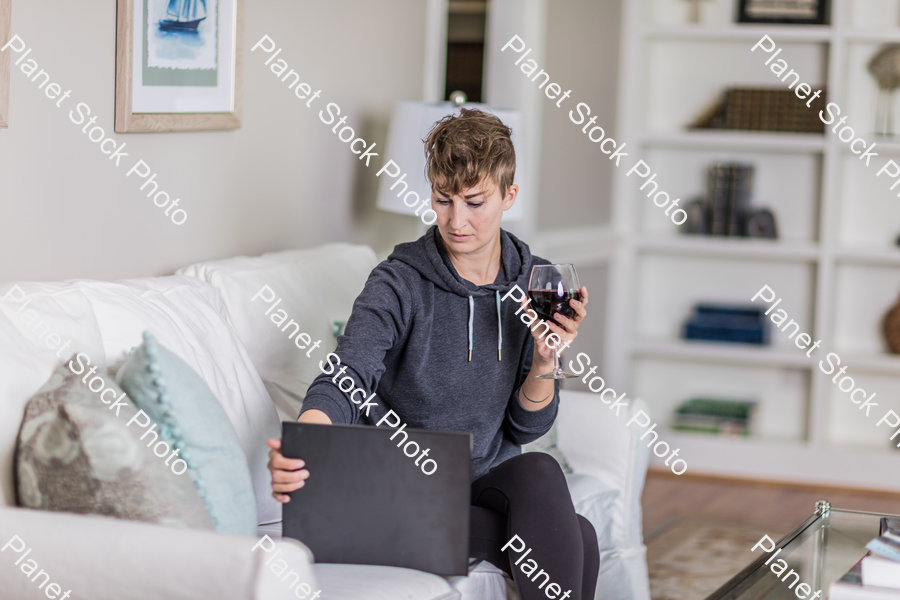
[642,469,900,538]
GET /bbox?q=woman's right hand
[267,438,309,503]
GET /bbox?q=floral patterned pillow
[14,358,214,530]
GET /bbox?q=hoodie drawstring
[467,296,474,362]
[496,290,503,362]
[467,292,503,362]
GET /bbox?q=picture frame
[0,0,11,129]
[737,0,828,25]
[115,0,244,133]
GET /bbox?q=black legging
[469,452,600,600]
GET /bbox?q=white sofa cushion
[313,564,460,600]
[565,472,620,561]
[0,506,316,600]
[75,276,282,526]
[0,283,108,507]
[177,244,378,421]
[446,560,514,600]
[556,392,651,553]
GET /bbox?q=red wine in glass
[527,264,581,379]
[528,289,582,326]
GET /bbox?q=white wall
[0,0,622,284]
[537,0,622,387]
[483,0,548,242]
[538,0,621,230]
[0,0,426,282]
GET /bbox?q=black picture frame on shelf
[737,0,828,25]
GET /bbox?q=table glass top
[707,507,898,599]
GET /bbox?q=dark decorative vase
[883,293,900,354]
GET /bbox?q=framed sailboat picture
[115,0,244,132]
[0,0,11,129]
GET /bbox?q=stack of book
[671,398,756,436]
[690,87,828,133]
[682,304,769,345]
[683,163,779,239]
[709,162,753,237]
[830,518,900,599]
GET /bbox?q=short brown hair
[424,108,516,198]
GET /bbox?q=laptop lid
[281,422,472,576]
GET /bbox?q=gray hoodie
[301,226,559,480]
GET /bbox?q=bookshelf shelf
[843,31,900,43]
[635,236,820,262]
[641,25,833,43]
[641,131,826,153]
[838,138,900,155]
[631,339,813,369]
[836,353,900,375]
[606,0,900,490]
[658,428,817,451]
[835,247,900,267]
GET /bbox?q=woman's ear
[502,184,519,211]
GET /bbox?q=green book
[671,398,757,436]
[675,398,756,420]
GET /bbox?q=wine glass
[528,264,581,379]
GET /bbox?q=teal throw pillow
[115,331,258,536]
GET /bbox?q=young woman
[267,108,599,600]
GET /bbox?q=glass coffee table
[706,500,900,599]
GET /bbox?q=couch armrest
[556,390,651,552]
[0,507,316,600]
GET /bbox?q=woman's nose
[450,202,466,228]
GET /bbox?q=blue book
[694,304,764,319]
[683,303,769,345]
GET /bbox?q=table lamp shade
[376,101,524,222]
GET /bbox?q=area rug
[646,519,787,600]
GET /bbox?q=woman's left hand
[522,286,589,365]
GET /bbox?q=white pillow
[0,283,107,507]
[76,276,282,526]
[178,244,378,421]
[556,391,651,552]
[565,473,620,560]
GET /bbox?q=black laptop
[281,422,472,575]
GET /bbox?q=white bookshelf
[604,0,900,490]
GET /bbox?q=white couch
[0,243,650,600]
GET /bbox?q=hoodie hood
[387,225,532,298]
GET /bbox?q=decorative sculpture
[868,45,900,137]
[684,0,711,23]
